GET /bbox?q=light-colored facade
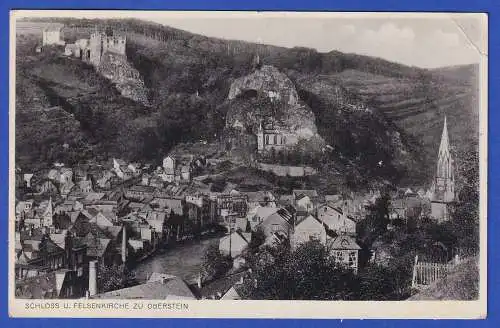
[163,156,176,172]
[256,120,298,153]
[219,231,251,258]
[88,31,126,67]
[292,215,327,247]
[42,27,65,46]
[317,204,356,236]
[328,235,361,274]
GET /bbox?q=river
[132,235,220,284]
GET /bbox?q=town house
[292,214,327,248]
[328,235,361,274]
[317,203,357,236]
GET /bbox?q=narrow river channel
[132,235,221,284]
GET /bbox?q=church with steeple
[430,116,456,222]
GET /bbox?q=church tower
[430,116,456,222]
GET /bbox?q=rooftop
[200,271,248,299]
[328,235,361,250]
[293,189,319,199]
[93,275,195,300]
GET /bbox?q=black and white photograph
[10,10,487,317]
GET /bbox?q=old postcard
[9,10,487,318]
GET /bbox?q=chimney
[121,225,127,264]
[65,231,74,270]
[88,260,97,296]
[197,272,202,289]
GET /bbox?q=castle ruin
[64,29,126,67]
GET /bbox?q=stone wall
[257,163,317,177]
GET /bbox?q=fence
[411,255,456,289]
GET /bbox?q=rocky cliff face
[228,65,299,106]
[225,65,322,143]
[98,52,150,106]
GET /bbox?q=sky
[14,11,487,68]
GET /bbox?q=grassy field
[409,257,479,300]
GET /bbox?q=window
[334,251,344,263]
[282,136,286,144]
[274,135,278,145]
[348,251,357,268]
[265,135,269,145]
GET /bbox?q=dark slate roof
[128,185,156,193]
[295,193,309,201]
[81,235,111,258]
[328,235,361,250]
[292,189,318,198]
[200,271,248,299]
[44,238,65,255]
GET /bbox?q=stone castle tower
[430,116,456,222]
[89,29,126,67]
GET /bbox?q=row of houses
[215,188,365,277]
[14,154,432,300]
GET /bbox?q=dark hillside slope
[15,34,152,170]
[332,65,479,161]
[16,18,479,188]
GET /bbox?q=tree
[357,263,412,300]
[201,242,233,281]
[248,227,266,251]
[240,241,358,300]
[358,193,391,247]
[97,263,133,293]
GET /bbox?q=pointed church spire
[438,116,450,157]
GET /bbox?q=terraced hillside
[332,66,479,159]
